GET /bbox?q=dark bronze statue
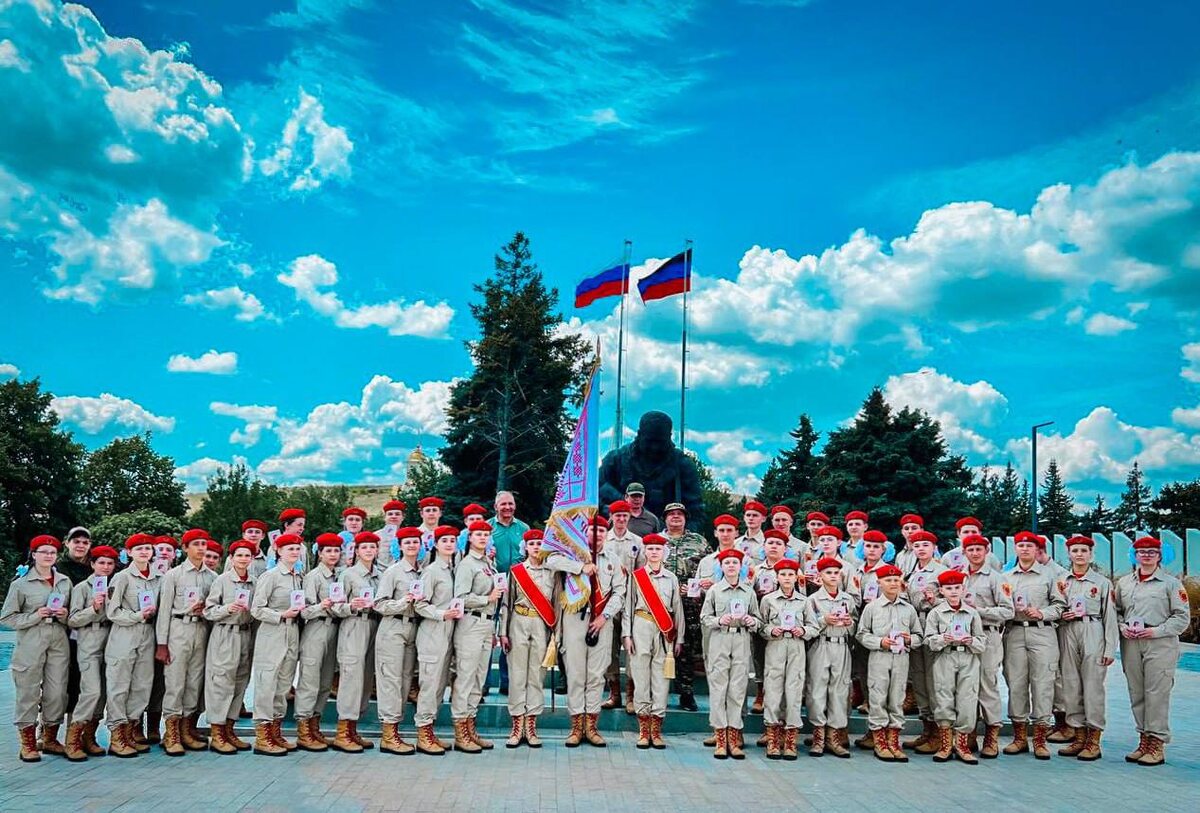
[599,411,704,530]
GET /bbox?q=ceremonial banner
[539,356,601,612]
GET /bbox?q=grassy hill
[185,484,400,517]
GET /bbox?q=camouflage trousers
[671,596,704,695]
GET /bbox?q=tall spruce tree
[440,232,590,521]
[1151,480,1200,534]
[1113,461,1153,533]
[1081,494,1115,534]
[1037,459,1076,537]
[757,414,821,510]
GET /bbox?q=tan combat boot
[601,677,620,710]
[504,715,524,748]
[453,718,481,753]
[253,721,287,756]
[1058,725,1087,757]
[826,728,850,758]
[143,712,161,745]
[524,715,543,748]
[331,719,363,753]
[181,713,208,751]
[932,725,953,762]
[1003,721,1029,755]
[636,715,651,749]
[808,725,826,757]
[583,712,606,747]
[209,722,238,755]
[649,715,666,749]
[468,717,493,750]
[903,719,930,751]
[914,720,941,755]
[380,721,415,755]
[308,716,329,747]
[1137,735,1165,766]
[296,717,326,752]
[1047,710,1074,743]
[416,723,445,755]
[855,727,875,751]
[980,724,1001,759]
[129,718,151,753]
[954,731,978,764]
[225,719,251,751]
[624,678,636,715]
[872,728,894,762]
[272,720,298,751]
[161,716,186,756]
[1077,727,1102,761]
[713,727,728,759]
[703,731,717,747]
[564,714,584,748]
[346,719,370,751]
[766,724,782,760]
[751,683,765,715]
[82,720,106,757]
[18,725,41,762]
[889,728,908,762]
[1032,723,1051,760]
[107,723,138,758]
[38,723,65,757]
[782,727,799,760]
[1125,732,1149,763]
[728,727,746,760]
[64,721,88,762]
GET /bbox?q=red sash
[589,571,609,619]
[633,567,675,640]
[511,563,555,628]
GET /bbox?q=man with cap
[499,528,556,748]
[203,539,223,572]
[293,532,346,751]
[737,500,769,561]
[602,499,641,712]
[925,569,986,763]
[417,496,445,555]
[2,535,72,762]
[702,547,758,759]
[942,516,1002,571]
[449,520,502,753]
[843,511,868,564]
[1002,530,1067,759]
[375,500,406,568]
[961,532,1014,758]
[249,533,305,756]
[203,539,257,755]
[901,529,946,753]
[849,530,888,726]
[749,528,792,731]
[104,533,162,757]
[769,505,810,564]
[1115,536,1189,766]
[227,519,270,579]
[545,514,626,748]
[623,532,685,749]
[857,563,922,762]
[374,525,425,755]
[64,543,118,761]
[413,526,464,755]
[624,482,661,537]
[1054,535,1118,761]
[156,528,217,755]
[805,555,856,758]
[804,511,830,554]
[659,502,707,712]
[759,558,812,760]
[895,514,924,574]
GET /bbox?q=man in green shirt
[489,490,531,695]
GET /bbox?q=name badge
[1127,616,1145,633]
[951,619,967,639]
[449,597,465,614]
[758,573,776,592]
[964,591,975,607]
[152,560,170,577]
[890,627,905,653]
[863,582,879,601]
[947,550,966,568]
[184,587,200,605]
[91,575,108,595]
[1014,591,1029,611]
[328,582,346,602]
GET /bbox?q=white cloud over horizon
[166,349,238,375]
[51,393,175,434]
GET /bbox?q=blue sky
[2,0,1199,508]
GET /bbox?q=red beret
[937,570,966,586]
[806,511,830,523]
[713,514,739,529]
[845,510,868,522]
[241,519,268,533]
[461,503,487,517]
[125,533,156,551]
[910,530,939,544]
[180,529,208,545]
[206,540,224,555]
[29,534,61,552]
[229,540,257,557]
[763,529,788,542]
[396,527,422,540]
[418,497,445,510]
[955,516,982,531]
[353,531,380,545]
[342,507,367,520]
[715,548,745,562]
[157,535,180,548]
[279,508,306,523]
[383,500,406,513]
[862,530,888,544]
[744,501,767,515]
[1066,534,1094,549]
[875,564,903,579]
[816,556,843,571]
[590,515,609,530]
[816,526,844,541]
[769,505,794,517]
[90,545,119,560]
[961,533,990,550]
[642,533,667,547]
[467,520,493,533]
[608,500,632,515]
[900,513,924,527]
[434,525,460,539]
[1013,531,1046,548]
[274,533,303,549]
[773,558,800,572]
[315,533,343,549]
[1132,536,1161,550]
[523,529,544,542]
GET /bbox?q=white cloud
[688,427,771,496]
[0,38,31,72]
[166,350,238,375]
[1182,342,1200,383]
[182,285,270,322]
[883,367,1009,456]
[51,393,175,434]
[1171,404,1200,430]
[1083,312,1137,336]
[277,254,454,338]
[259,89,354,193]
[174,455,249,490]
[210,402,280,447]
[0,362,19,377]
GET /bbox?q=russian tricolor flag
[637,248,691,303]
[574,263,629,308]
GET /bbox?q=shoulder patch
[1089,585,1098,598]
[1001,583,1013,597]
[1180,589,1189,604]
[1056,580,1067,595]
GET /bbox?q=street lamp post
[1030,421,1055,532]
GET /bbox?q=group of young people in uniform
[2,496,1189,768]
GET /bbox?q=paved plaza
[0,632,1196,813]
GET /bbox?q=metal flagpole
[679,239,692,453]
[614,240,631,451]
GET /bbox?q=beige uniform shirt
[301,563,340,621]
[1,568,72,630]
[904,558,947,617]
[700,578,760,630]
[68,578,111,655]
[499,560,555,633]
[106,566,162,626]
[857,595,924,650]
[376,558,422,619]
[758,589,815,641]
[1004,562,1067,623]
[156,560,217,644]
[1061,568,1119,659]
[923,602,986,654]
[204,570,255,626]
[622,566,685,643]
[963,565,1016,627]
[1114,568,1190,639]
[805,586,858,639]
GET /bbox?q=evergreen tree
[1113,461,1153,533]
[1081,494,1115,534]
[1037,459,1076,537]
[191,463,284,543]
[91,508,186,550]
[757,414,821,510]
[440,232,591,522]
[79,433,187,522]
[1150,480,1200,535]
[686,451,732,546]
[994,462,1028,535]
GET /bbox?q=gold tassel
[663,653,676,679]
[542,638,558,669]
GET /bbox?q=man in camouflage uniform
[660,502,708,711]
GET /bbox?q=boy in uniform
[960,533,1014,757]
[249,534,305,756]
[758,558,811,760]
[856,563,921,762]
[64,544,118,761]
[902,529,946,752]
[294,533,345,750]
[499,529,556,748]
[374,526,424,755]
[203,539,257,755]
[805,555,856,758]
[701,548,758,759]
[924,569,986,763]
